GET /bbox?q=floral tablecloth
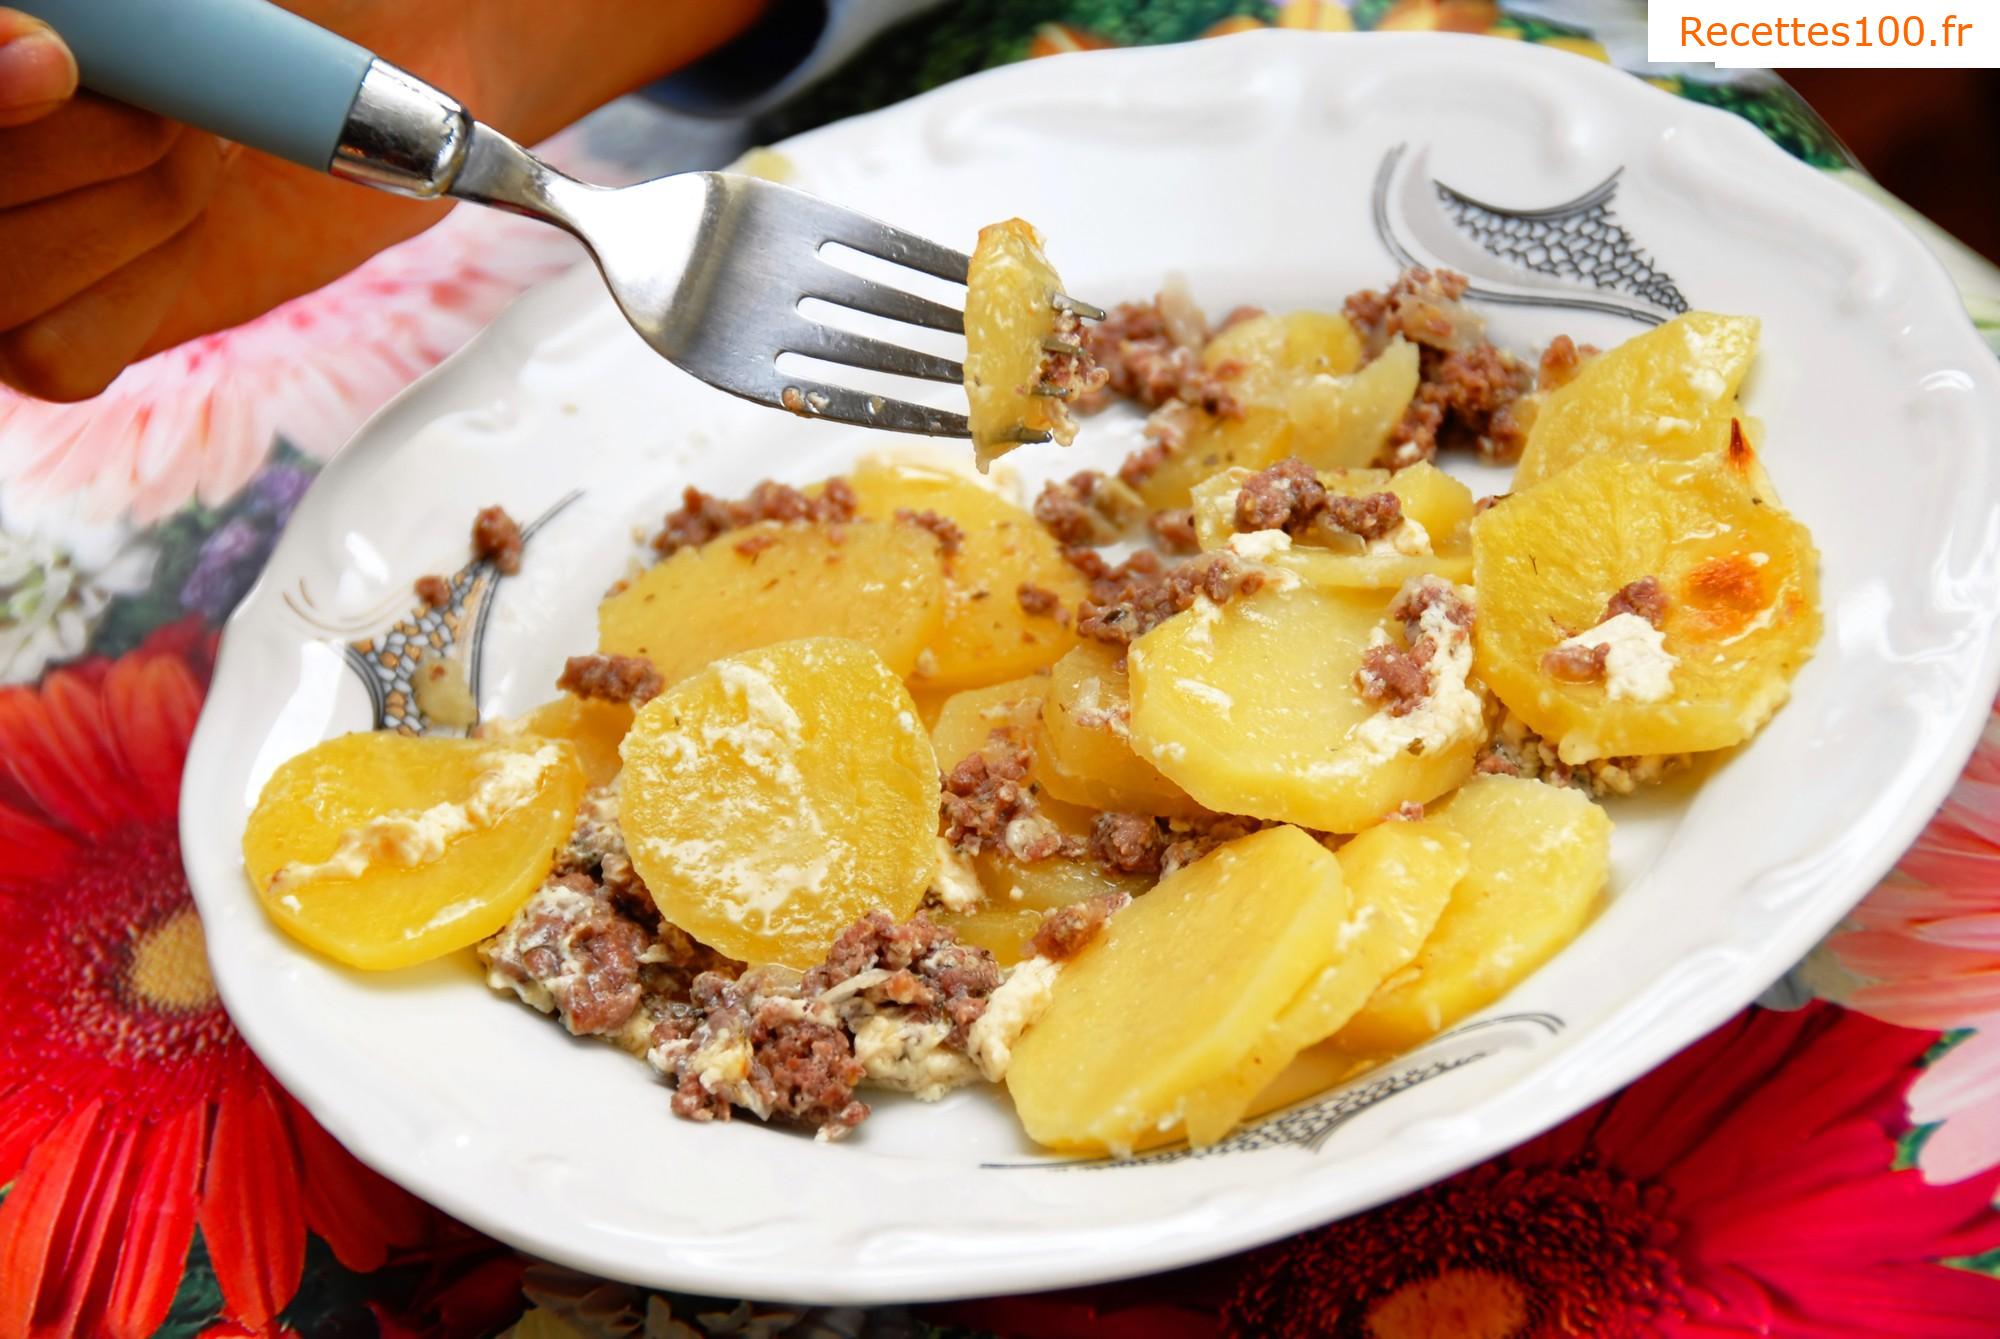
[4,4,2000,1337]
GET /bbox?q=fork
[25,0,1104,440]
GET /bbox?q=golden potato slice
[1041,641,1202,817]
[1201,310,1364,409]
[929,673,1049,770]
[1006,825,1348,1153]
[244,733,585,970]
[1132,409,1296,511]
[1513,313,1759,490]
[965,219,1079,467]
[599,520,946,689]
[848,460,1083,688]
[620,638,940,967]
[1334,775,1610,1053]
[1179,817,1469,1144]
[1129,584,1483,831]
[520,696,634,788]
[1285,336,1421,470]
[1473,449,1820,762]
[1190,459,1475,590]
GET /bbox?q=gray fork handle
[16,0,475,199]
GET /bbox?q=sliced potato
[1513,312,1759,490]
[1285,335,1421,470]
[1333,774,1611,1054]
[848,460,1083,688]
[1180,816,1469,1144]
[929,673,1049,770]
[1201,310,1364,409]
[244,733,585,970]
[620,638,940,967]
[1473,449,1820,762]
[599,520,946,689]
[1132,409,1296,512]
[520,695,634,788]
[965,219,1076,467]
[1041,641,1202,817]
[1006,825,1348,1153]
[1129,584,1483,831]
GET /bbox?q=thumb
[0,9,76,127]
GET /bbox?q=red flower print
[1221,1004,2000,1337]
[0,626,432,1337]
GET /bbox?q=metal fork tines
[669,176,978,437]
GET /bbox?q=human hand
[0,0,765,403]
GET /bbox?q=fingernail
[0,27,78,114]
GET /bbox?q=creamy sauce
[1558,611,1677,703]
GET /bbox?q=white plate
[181,32,2000,1303]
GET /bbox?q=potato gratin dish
[244,220,1820,1153]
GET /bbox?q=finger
[0,126,222,330]
[0,10,76,127]
[0,220,201,401]
[0,93,181,208]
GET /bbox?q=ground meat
[1603,576,1668,628]
[557,652,662,706]
[1088,811,1168,876]
[472,506,524,575]
[652,478,858,555]
[652,971,870,1138]
[895,508,964,557]
[1037,306,1112,410]
[480,873,649,1037]
[1321,491,1404,543]
[805,910,1004,1044]
[414,574,451,608]
[1147,508,1200,554]
[1236,457,1326,532]
[1079,293,1243,417]
[1390,576,1475,642]
[1345,269,1533,467]
[1076,552,1268,645]
[1016,583,1063,618]
[1033,470,1144,547]
[1086,810,1261,878]
[1118,438,1172,487]
[1541,641,1610,683]
[1355,641,1434,716]
[1218,305,1265,332]
[1537,334,1599,392]
[1031,893,1129,961]
[940,746,1038,855]
[1478,709,1690,799]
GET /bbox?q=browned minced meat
[1475,752,1524,777]
[1079,295,1244,418]
[1147,508,1200,554]
[414,574,452,608]
[557,652,662,706]
[652,478,858,555]
[1118,439,1172,488]
[483,873,649,1036]
[1542,641,1610,683]
[1355,641,1434,717]
[1076,551,1268,645]
[1039,306,1113,405]
[1017,583,1063,618]
[1390,576,1476,642]
[1345,268,1533,467]
[805,910,1003,1045]
[1031,892,1129,961]
[939,746,1038,855]
[1322,491,1404,543]
[472,505,524,575]
[1603,576,1668,628]
[1236,457,1326,532]
[1537,334,1599,392]
[1086,810,1262,878]
[655,972,870,1136]
[1234,457,1401,542]
[895,508,964,557]
[1033,470,1142,547]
